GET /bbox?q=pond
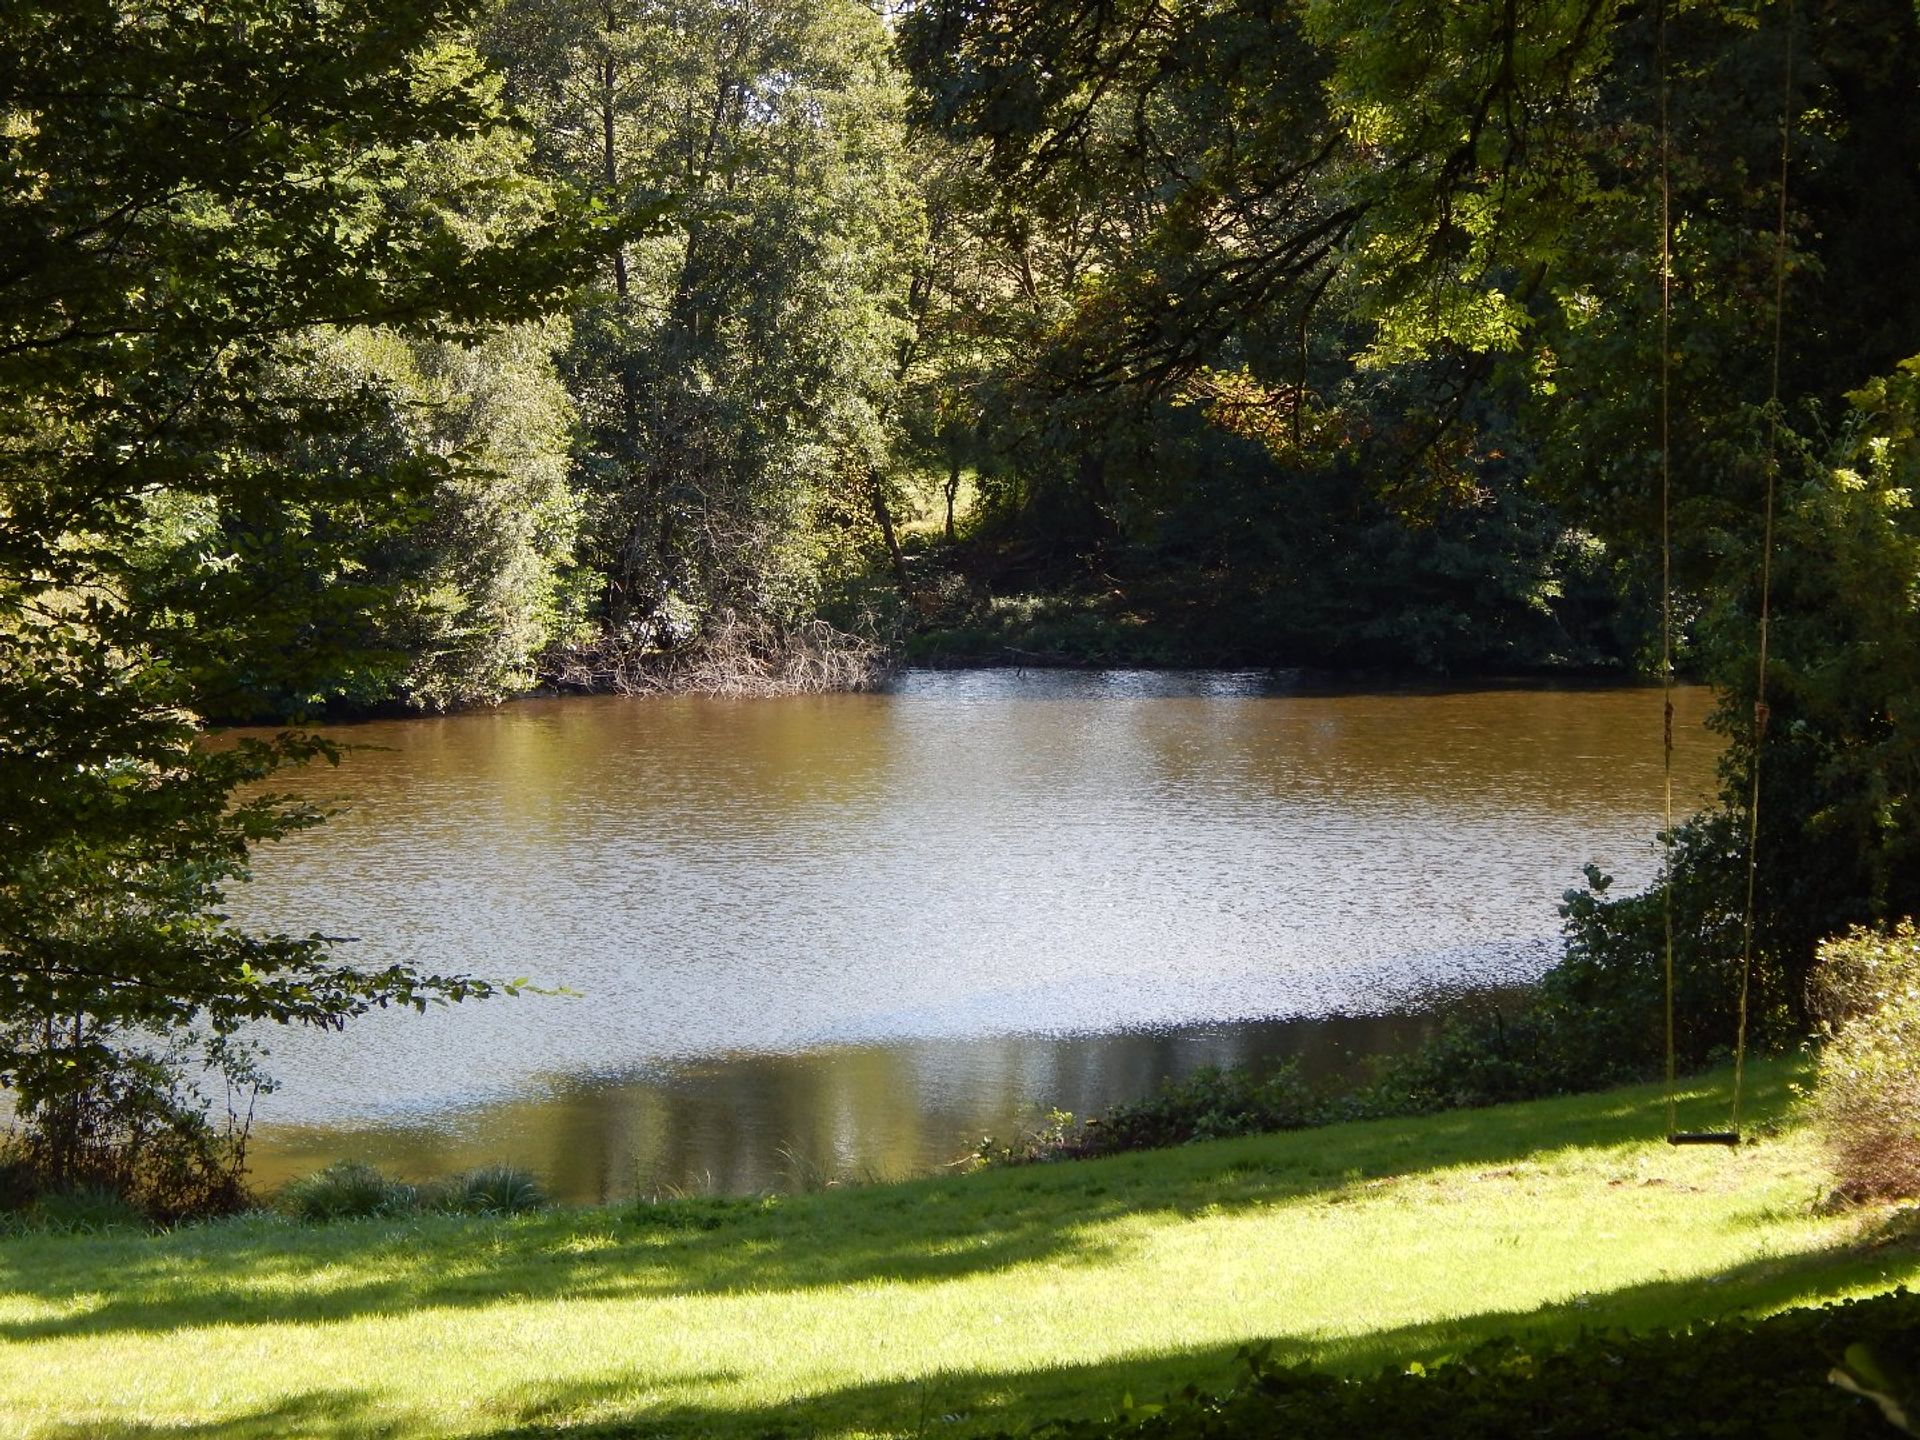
[233,670,1721,1201]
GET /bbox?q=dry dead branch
[544,612,891,697]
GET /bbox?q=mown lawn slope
[4,1059,1917,1440]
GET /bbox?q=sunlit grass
[3,1058,1917,1439]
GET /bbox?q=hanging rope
[1658,0,1678,1144]
[1730,0,1797,1136]
[1660,0,1796,1145]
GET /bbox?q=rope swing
[1659,0,1797,1148]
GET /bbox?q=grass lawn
[4,1058,1918,1440]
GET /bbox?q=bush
[276,1161,550,1223]
[1086,1065,1324,1153]
[971,1108,1084,1167]
[0,1032,257,1224]
[278,1162,418,1223]
[1810,921,1920,1201]
[0,1183,148,1237]
[428,1165,548,1216]
[977,1066,1327,1166]
[18,1185,148,1236]
[994,1288,1920,1440]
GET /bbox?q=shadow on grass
[35,1225,1916,1440]
[480,1223,1920,1440]
[37,1389,395,1440]
[0,1062,1808,1350]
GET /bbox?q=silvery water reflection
[232,670,1719,1200]
[245,1011,1499,1200]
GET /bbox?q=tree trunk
[600,40,640,451]
[871,471,911,599]
[944,452,961,544]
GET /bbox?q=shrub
[977,1066,1326,1166]
[20,1185,148,1236]
[1085,1065,1324,1154]
[278,1162,418,1223]
[1809,921,1920,1201]
[972,1108,1082,1167]
[0,1183,149,1238]
[0,1026,258,1224]
[1352,995,1647,1118]
[428,1165,548,1216]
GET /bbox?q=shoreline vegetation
[534,637,1658,701]
[6,1061,1920,1439]
[523,620,1672,707]
[541,612,894,699]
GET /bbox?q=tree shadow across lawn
[25,1223,1914,1440]
[0,1062,1806,1347]
[35,1388,399,1440]
[471,1228,1920,1440]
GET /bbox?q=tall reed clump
[428,1164,547,1216]
[1809,921,1920,1201]
[277,1162,419,1223]
[276,1161,549,1223]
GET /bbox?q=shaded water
[234,671,1720,1201]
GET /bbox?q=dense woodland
[2,0,1919,1210]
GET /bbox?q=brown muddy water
[231,670,1720,1201]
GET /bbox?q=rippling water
[231,670,1720,1199]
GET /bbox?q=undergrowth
[1811,922,1920,1202]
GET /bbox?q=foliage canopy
[0,0,593,1208]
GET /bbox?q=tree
[890,0,1640,668]
[0,0,596,1211]
[901,0,1920,1038]
[485,0,922,657]
[303,319,590,712]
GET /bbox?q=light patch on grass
[898,467,981,539]
[0,1060,1914,1440]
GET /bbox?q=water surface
[234,671,1719,1200]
